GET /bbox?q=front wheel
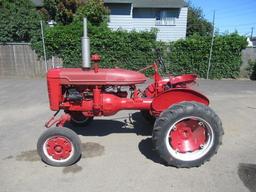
[152,102,223,168]
[37,127,81,167]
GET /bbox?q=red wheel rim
[166,116,214,161]
[170,119,206,153]
[44,136,73,161]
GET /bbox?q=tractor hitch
[45,110,71,128]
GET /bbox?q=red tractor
[37,19,223,168]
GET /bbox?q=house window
[156,10,176,26]
[105,3,131,15]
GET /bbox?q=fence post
[40,20,48,72]
[207,10,216,79]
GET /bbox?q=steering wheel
[156,48,167,73]
[138,48,167,74]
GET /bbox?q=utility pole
[40,20,48,72]
[251,27,254,39]
[207,10,215,79]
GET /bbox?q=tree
[39,0,83,25]
[0,0,41,42]
[74,0,109,25]
[187,4,213,37]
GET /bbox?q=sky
[190,0,256,37]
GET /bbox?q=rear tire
[152,102,223,168]
[37,127,81,167]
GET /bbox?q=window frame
[155,9,176,26]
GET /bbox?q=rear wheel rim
[43,136,74,163]
[165,116,214,161]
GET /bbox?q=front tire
[37,127,81,167]
[152,102,223,168]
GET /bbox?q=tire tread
[37,127,81,167]
[152,102,223,168]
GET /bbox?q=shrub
[32,22,157,71]
[0,0,41,42]
[32,24,247,79]
[167,34,247,78]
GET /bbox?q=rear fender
[151,88,209,116]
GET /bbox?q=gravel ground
[0,78,255,192]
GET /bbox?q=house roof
[32,0,43,7]
[104,0,132,3]
[33,0,186,8]
[104,0,187,8]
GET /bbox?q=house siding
[133,8,156,31]
[156,7,187,41]
[106,3,133,31]
[106,3,188,42]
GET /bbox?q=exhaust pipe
[82,18,91,68]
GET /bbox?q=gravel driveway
[0,79,255,192]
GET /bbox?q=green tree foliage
[39,0,82,25]
[187,4,213,37]
[0,0,41,42]
[74,0,109,25]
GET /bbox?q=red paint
[91,54,101,73]
[47,68,147,85]
[169,119,206,153]
[46,76,62,111]
[144,75,197,98]
[101,93,152,116]
[91,54,101,62]
[46,136,72,160]
[170,74,197,86]
[144,78,169,98]
[47,68,147,111]
[46,54,210,128]
[60,93,152,116]
[45,113,71,128]
[151,89,209,115]
[93,86,101,112]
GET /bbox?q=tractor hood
[47,68,147,85]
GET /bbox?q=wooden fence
[241,47,256,77]
[0,43,62,78]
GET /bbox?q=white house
[33,0,188,42]
[104,0,188,42]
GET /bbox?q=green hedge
[167,34,247,78]
[31,22,247,79]
[32,22,157,71]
